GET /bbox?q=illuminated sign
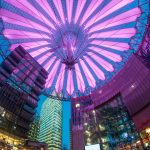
[85,144,100,150]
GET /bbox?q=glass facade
[0,46,48,138]
[28,115,40,141]
[83,94,145,150]
[38,98,62,150]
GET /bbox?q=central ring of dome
[61,32,77,69]
[50,24,89,69]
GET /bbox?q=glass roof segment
[0,0,148,99]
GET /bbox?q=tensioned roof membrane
[0,0,145,98]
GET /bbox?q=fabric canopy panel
[0,0,142,98]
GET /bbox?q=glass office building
[39,98,62,150]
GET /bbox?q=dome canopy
[0,0,143,98]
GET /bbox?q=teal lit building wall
[0,35,10,64]
[62,101,71,150]
[38,97,62,150]
[28,115,40,140]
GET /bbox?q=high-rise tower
[0,45,48,138]
[39,98,62,150]
[28,115,41,140]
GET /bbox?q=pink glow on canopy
[91,40,130,51]
[4,0,55,30]
[74,0,86,24]
[53,0,65,24]
[80,60,96,87]
[102,43,129,51]
[45,74,52,89]
[37,52,53,64]
[83,0,126,29]
[4,0,38,17]
[9,41,49,51]
[55,64,66,93]
[25,41,49,49]
[1,0,142,98]
[9,44,20,51]
[30,47,49,57]
[36,0,59,25]
[45,60,60,88]
[87,0,123,28]
[44,56,56,71]
[94,0,134,24]
[32,49,53,59]
[67,70,74,95]
[89,15,140,34]
[1,9,36,28]
[83,56,105,80]
[74,63,86,92]
[3,29,49,39]
[88,8,141,32]
[1,10,50,33]
[87,52,114,72]
[89,28,136,39]
[10,43,50,54]
[80,0,103,25]
[66,0,73,23]
[89,47,122,62]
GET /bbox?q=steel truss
[130,1,150,60]
[135,15,150,68]
[0,1,150,101]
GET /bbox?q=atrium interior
[0,0,150,150]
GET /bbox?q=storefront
[0,130,25,150]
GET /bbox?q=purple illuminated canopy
[0,0,142,98]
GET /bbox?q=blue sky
[62,101,71,150]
